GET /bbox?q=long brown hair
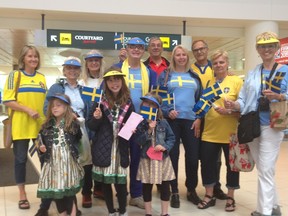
[44,94,76,133]
[103,67,130,108]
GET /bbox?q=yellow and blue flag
[151,85,168,97]
[81,87,102,102]
[202,82,222,101]
[162,93,174,105]
[114,34,124,44]
[28,134,43,157]
[140,105,158,121]
[265,71,285,94]
[193,98,212,117]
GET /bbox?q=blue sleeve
[148,68,157,90]
[161,120,175,152]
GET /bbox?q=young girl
[136,92,175,216]
[87,68,134,216]
[37,94,84,216]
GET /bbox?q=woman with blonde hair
[3,45,47,210]
[158,45,202,208]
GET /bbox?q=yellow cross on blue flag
[265,78,281,94]
[151,85,168,97]
[202,82,223,101]
[28,134,43,157]
[140,105,158,121]
[162,93,174,105]
[273,71,285,83]
[193,98,212,117]
[114,34,124,44]
[81,87,102,102]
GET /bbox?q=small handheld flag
[29,134,43,157]
[265,71,285,94]
[162,93,174,105]
[193,98,212,117]
[151,85,168,96]
[202,82,223,101]
[81,87,102,102]
[140,105,158,121]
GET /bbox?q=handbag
[270,101,288,130]
[237,110,260,144]
[2,71,21,148]
[229,134,255,172]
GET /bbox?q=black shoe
[35,208,48,216]
[213,188,228,200]
[170,193,180,208]
[187,190,201,205]
[76,209,82,216]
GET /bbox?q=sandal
[18,199,30,209]
[225,196,236,212]
[197,194,216,209]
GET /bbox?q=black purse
[237,110,260,144]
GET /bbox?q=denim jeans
[168,119,200,193]
[200,141,240,188]
[13,139,30,184]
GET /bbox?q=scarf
[121,59,149,96]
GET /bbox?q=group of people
[3,31,288,216]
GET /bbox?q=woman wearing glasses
[225,31,288,216]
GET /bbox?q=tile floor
[0,115,287,216]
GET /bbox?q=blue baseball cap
[47,94,71,105]
[140,95,160,107]
[85,53,103,60]
[62,59,81,67]
[127,37,146,46]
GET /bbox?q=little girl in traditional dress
[136,92,175,216]
[37,94,84,216]
[87,68,134,216]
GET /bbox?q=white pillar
[244,21,279,74]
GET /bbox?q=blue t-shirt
[167,72,198,120]
[128,68,143,113]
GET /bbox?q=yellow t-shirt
[191,63,214,88]
[3,70,47,140]
[201,76,243,143]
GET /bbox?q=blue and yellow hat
[84,53,103,60]
[47,94,71,105]
[62,59,81,67]
[103,70,126,78]
[127,37,146,46]
[140,95,160,107]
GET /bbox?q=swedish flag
[162,93,174,105]
[265,78,281,94]
[81,87,102,102]
[273,71,285,83]
[151,85,168,97]
[140,105,158,121]
[202,82,223,101]
[29,133,44,157]
[114,34,124,44]
[193,98,212,117]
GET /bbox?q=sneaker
[34,208,48,216]
[170,193,180,208]
[82,195,92,208]
[187,190,201,205]
[213,188,228,200]
[251,211,270,216]
[129,196,145,209]
[93,188,104,199]
[272,205,282,216]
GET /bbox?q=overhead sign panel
[47,29,181,51]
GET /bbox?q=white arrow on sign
[51,35,57,42]
[172,40,178,46]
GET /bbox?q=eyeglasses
[257,44,277,50]
[128,44,144,50]
[192,47,207,53]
